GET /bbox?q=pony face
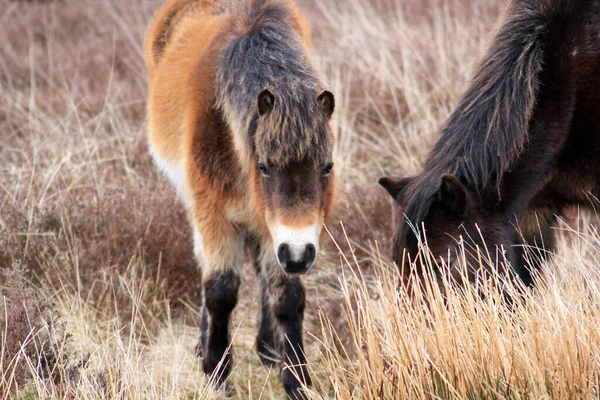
[379,174,514,283]
[252,88,336,275]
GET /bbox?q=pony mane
[217,0,332,167]
[399,0,564,242]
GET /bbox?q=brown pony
[145,0,336,397]
[380,0,600,288]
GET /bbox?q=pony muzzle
[273,224,319,274]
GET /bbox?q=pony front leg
[267,270,311,399]
[201,268,240,388]
[192,219,242,389]
[514,205,558,286]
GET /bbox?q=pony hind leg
[256,277,280,368]
[247,238,280,369]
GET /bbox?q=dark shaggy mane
[216,0,332,167]
[399,0,574,242]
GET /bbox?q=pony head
[252,86,336,274]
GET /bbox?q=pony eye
[258,161,270,177]
[322,162,334,177]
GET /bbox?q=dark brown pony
[380,0,600,287]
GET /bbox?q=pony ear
[317,90,335,119]
[436,174,469,218]
[378,176,413,202]
[257,89,275,116]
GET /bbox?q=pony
[144,0,337,397]
[380,0,600,288]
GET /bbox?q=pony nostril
[276,243,316,274]
[303,244,316,265]
[277,243,291,265]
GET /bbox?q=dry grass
[313,221,600,399]
[1,0,599,398]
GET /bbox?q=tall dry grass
[2,0,599,398]
[311,222,600,399]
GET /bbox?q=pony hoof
[285,386,309,400]
[258,352,278,370]
[256,343,279,369]
[209,380,232,397]
[222,382,232,397]
[281,368,311,400]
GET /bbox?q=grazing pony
[380,0,600,287]
[145,0,336,397]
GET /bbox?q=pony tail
[427,0,557,190]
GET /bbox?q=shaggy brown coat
[145,0,337,397]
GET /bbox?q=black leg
[200,269,240,387]
[246,237,280,369]
[269,274,311,400]
[256,276,279,368]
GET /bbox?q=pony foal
[381,0,600,288]
[145,0,336,397]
